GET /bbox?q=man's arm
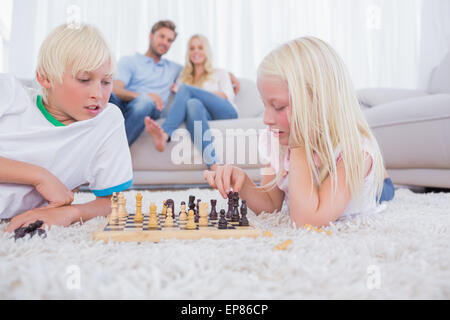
[112,80,139,102]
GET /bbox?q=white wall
[4,0,449,89]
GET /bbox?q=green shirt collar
[36,95,66,127]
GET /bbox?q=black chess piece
[195,199,201,223]
[231,192,240,222]
[209,199,218,220]
[239,200,249,226]
[188,195,196,214]
[13,220,46,240]
[226,191,233,219]
[179,201,186,216]
[218,209,228,229]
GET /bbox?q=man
[110,20,241,146]
[110,20,182,145]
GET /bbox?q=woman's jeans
[161,84,238,168]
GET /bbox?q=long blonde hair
[36,24,115,104]
[179,34,214,87]
[258,37,384,205]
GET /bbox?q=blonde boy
[0,24,133,232]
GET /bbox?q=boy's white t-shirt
[0,74,133,219]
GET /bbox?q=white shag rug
[0,188,449,300]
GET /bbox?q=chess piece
[185,209,196,230]
[198,202,209,227]
[226,191,233,219]
[161,200,167,218]
[179,202,187,221]
[118,192,128,218]
[134,193,143,223]
[166,199,175,217]
[188,195,196,213]
[209,199,218,220]
[231,192,240,222]
[148,207,159,229]
[239,200,249,226]
[195,199,201,223]
[164,208,175,227]
[109,192,119,225]
[218,209,228,229]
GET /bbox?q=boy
[0,24,133,233]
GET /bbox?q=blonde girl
[203,36,394,227]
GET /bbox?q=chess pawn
[109,193,119,225]
[118,192,128,218]
[148,209,159,229]
[164,208,175,227]
[179,203,187,221]
[195,199,201,223]
[185,209,196,230]
[134,193,143,223]
[218,209,228,229]
[198,202,209,227]
[209,199,218,220]
[239,200,249,226]
[149,203,157,215]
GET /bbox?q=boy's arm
[6,196,111,232]
[71,195,112,222]
[0,156,45,186]
[0,156,74,207]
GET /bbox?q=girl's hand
[203,164,248,199]
[6,205,79,233]
[171,83,178,93]
[34,169,74,208]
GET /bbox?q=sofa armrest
[357,88,428,108]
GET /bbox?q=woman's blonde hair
[36,24,115,104]
[258,36,384,205]
[179,34,214,87]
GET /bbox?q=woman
[145,34,238,170]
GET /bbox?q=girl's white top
[259,128,382,219]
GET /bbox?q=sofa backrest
[234,78,265,118]
[428,52,450,94]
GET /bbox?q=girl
[145,34,238,170]
[203,37,394,228]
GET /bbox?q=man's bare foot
[144,116,169,152]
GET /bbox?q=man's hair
[36,24,115,104]
[151,20,178,40]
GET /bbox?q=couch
[357,53,450,189]
[130,78,267,187]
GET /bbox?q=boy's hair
[179,34,214,87]
[257,37,384,205]
[36,24,115,104]
[151,20,178,40]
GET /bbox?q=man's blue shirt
[116,53,182,106]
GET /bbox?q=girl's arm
[288,147,372,227]
[203,164,285,215]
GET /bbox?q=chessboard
[93,192,261,243]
